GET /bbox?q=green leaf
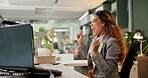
[39,27,45,32]
[56,57,62,61]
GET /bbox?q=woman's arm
[77,44,88,58]
[76,31,89,58]
[91,38,121,76]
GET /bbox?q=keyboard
[0,67,62,78]
[0,68,51,78]
[0,69,28,77]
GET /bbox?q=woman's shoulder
[108,37,117,41]
[106,37,118,45]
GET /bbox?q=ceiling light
[78,11,89,21]
[54,29,67,32]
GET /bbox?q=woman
[76,10,127,78]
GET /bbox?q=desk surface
[62,60,87,66]
[36,64,88,78]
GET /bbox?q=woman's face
[90,14,105,37]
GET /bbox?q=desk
[62,60,87,66]
[137,56,148,78]
[36,64,88,78]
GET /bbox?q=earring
[103,22,107,26]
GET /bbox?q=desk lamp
[133,30,143,56]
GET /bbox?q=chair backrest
[119,41,140,78]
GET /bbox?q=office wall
[133,0,148,38]
[116,0,128,28]
[103,0,128,28]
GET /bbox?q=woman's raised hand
[76,31,83,46]
[92,37,100,55]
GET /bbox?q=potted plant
[142,39,148,56]
[124,31,134,47]
[34,27,56,64]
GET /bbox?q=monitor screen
[53,42,59,49]
[0,24,34,69]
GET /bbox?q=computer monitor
[0,24,34,69]
[53,42,59,49]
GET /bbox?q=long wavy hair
[95,10,128,65]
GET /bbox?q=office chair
[119,41,140,78]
